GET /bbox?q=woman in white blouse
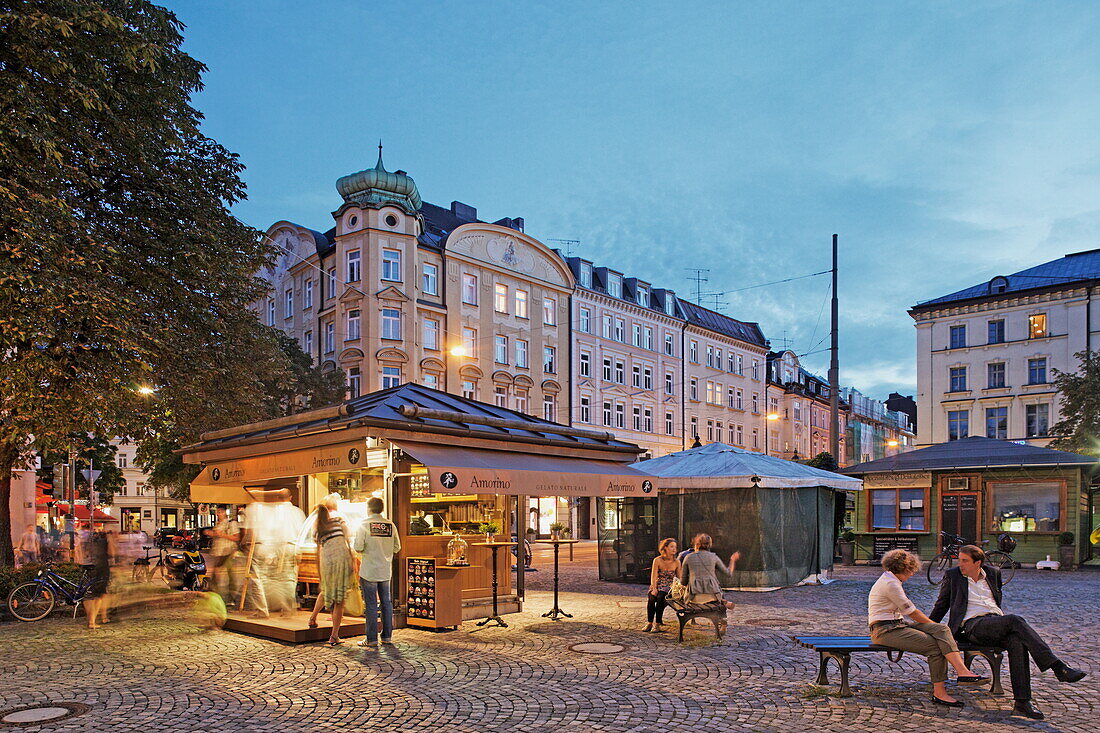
[868,549,985,707]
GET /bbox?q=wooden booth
[183,384,651,642]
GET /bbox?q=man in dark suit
[930,544,1087,720]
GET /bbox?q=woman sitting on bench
[869,549,985,708]
[679,533,739,609]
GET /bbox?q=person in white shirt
[17,525,40,566]
[352,497,401,646]
[868,549,984,707]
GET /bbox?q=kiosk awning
[393,441,655,498]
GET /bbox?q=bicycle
[132,545,171,587]
[7,563,96,622]
[927,530,1015,585]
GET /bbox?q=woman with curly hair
[868,549,985,707]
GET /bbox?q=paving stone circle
[569,642,626,654]
[0,703,89,727]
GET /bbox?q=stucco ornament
[487,235,533,272]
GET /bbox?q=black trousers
[963,614,1058,700]
[647,590,669,623]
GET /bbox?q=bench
[793,635,1005,697]
[666,599,728,642]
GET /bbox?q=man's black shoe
[1012,700,1044,720]
[1054,665,1087,683]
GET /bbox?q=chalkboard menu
[407,557,436,620]
[941,493,978,543]
[871,535,921,561]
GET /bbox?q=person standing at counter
[353,497,401,646]
[308,494,355,646]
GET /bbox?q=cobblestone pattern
[0,556,1096,732]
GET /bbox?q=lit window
[462,273,478,305]
[515,289,529,318]
[871,488,927,531]
[380,308,400,340]
[381,249,401,281]
[543,297,557,325]
[347,250,361,282]
[347,308,362,341]
[462,328,477,358]
[992,481,1060,532]
[495,283,508,313]
[421,264,439,295]
[1028,314,1047,339]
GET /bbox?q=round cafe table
[471,541,516,628]
[536,539,579,620]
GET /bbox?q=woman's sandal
[308,619,318,628]
[327,638,344,646]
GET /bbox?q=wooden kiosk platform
[223,610,366,644]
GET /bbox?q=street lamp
[886,439,899,448]
[136,385,156,396]
[766,413,780,421]
[449,345,467,357]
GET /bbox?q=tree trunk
[0,441,18,566]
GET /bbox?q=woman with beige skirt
[868,549,985,707]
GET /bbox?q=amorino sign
[196,441,365,486]
[430,465,648,498]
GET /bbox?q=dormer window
[579,263,593,288]
[636,286,649,306]
[607,273,622,298]
[989,276,1009,294]
[664,295,676,316]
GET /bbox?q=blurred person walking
[16,524,40,566]
[209,506,241,607]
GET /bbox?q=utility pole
[67,446,76,554]
[829,234,840,463]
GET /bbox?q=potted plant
[838,528,856,566]
[1057,531,1075,569]
[478,521,500,543]
[549,521,567,541]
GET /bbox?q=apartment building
[841,387,916,466]
[111,441,195,534]
[765,350,849,461]
[911,248,1100,446]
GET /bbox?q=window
[1027,358,1047,385]
[985,406,1008,439]
[987,362,1006,388]
[664,372,674,394]
[304,330,313,355]
[793,401,802,422]
[735,388,743,410]
[494,386,508,408]
[602,315,614,339]
[727,353,735,373]
[327,267,337,298]
[462,327,477,358]
[706,420,714,442]
[690,416,698,440]
[752,361,759,380]
[347,308,362,341]
[991,481,1061,533]
[602,401,613,426]
[665,412,674,436]
[752,428,759,449]
[422,372,439,391]
[304,280,313,310]
[421,263,439,295]
[578,306,590,333]
[949,324,966,349]
[1025,404,1050,438]
[494,335,508,364]
[706,345,714,367]
[348,367,362,398]
[423,319,440,351]
[690,378,698,401]
[117,454,128,469]
[543,297,557,325]
[735,424,743,446]
[515,339,528,368]
[614,360,624,383]
[643,407,653,432]
[580,395,591,423]
[284,288,293,318]
[644,327,653,350]
[495,283,508,313]
[636,286,648,306]
[689,341,698,363]
[633,323,642,347]
[602,357,613,382]
[947,410,969,441]
[727,387,736,408]
[347,250,361,282]
[632,365,642,388]
[543,395,555,422]
[607,273,622,298]
[751,393,758,413]
[579,263,592,288]
[988,319,1005,344]
[381,366,401,389]
[643,366,653,390]
[514,389,528,414]
[949,366,967,392]
[705,381,717,404]
[615,403,625,428]
[614,318,625,342]
[633,406,642,431]
[544,346,556,373]
[1028,314,1047,339]
[324,322,335,353]
[736,354,744,376]
[579,351,591,377]
[715,348,723,369]
[515,289,529,318]
[380,308,400,340]
[462,273,478,305]
[870,488,927,531]
[267,299,275,326]
[462,380,476,400]
[664,334,674,356]
[381,249,401,281]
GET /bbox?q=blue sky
[164,1,1100,398]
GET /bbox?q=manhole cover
[570,642,625,654]
[743,618,799,627]
[1,703,89,727]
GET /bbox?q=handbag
[343,570,365,617]
[668,577,689,603]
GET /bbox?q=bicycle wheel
[927,553,953,585]
[985,551,1016,584]
[7,582,56,622]
[150,563,171,588]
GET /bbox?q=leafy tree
[1048,351,1100,457]
[806,451,840,472]
[38,436,126,505]
[0,1,337,563]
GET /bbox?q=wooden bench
[793,635,1005,697]
[666,599,728,642]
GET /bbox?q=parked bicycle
[7,563,95,622]
[927,530,1016,585]
[132,544,208,590]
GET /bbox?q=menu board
[941,493,978,544]
[409,473,432,499]
[407,558,437,620]
[871,535,920,561]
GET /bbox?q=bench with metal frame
[665,598,728,642]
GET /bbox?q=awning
[46,504,119,522]
[393,441,655,498]
[189,484,258,505]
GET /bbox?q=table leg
[541,542,572,620]
[477,546,508,628]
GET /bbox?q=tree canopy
[1048,351,1100,457]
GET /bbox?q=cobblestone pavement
[0,549,1096,732]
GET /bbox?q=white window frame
[462,273,478,305]
[380,308,400,340]
[423,319,440,351]
[515,289,529,318]
[515,339,528,368]
[304,279,313,309]
[381,248,402,282]
[421,263,439,295]
[347,308,362,341]
[347,249,361,282]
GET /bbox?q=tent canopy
[632,443,863,491]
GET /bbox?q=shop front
[183,384,651,641]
